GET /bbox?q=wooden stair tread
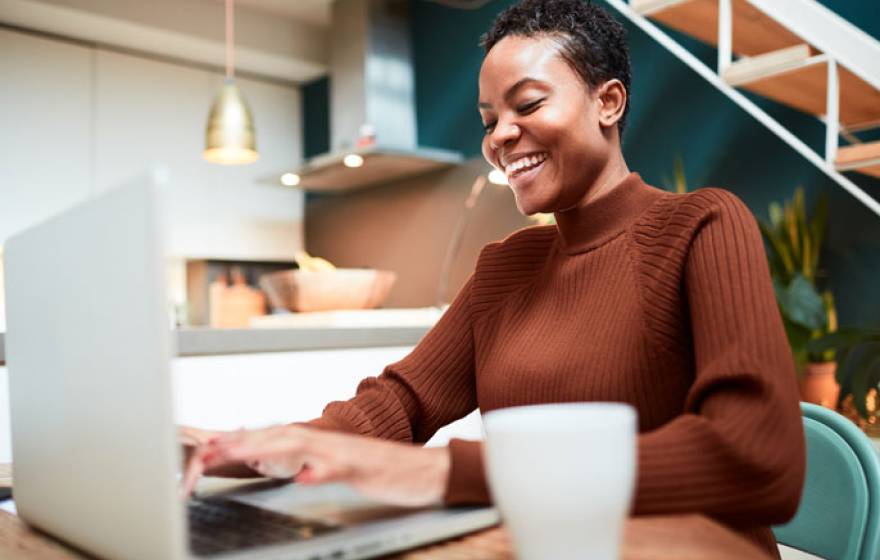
[726,53,880,127]
[633,0,803,56]
[723,44,814,86]
[836,141,880,178]
[635,0,880,128]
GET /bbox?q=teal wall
[409,0,880,327]
[302,76,329,159]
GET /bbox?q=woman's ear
[597,79,627,128]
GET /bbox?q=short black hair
[480,0,632,135]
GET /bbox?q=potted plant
[758,187,839,407]
[807,327,880,435]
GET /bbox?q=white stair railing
[605,0,880,217]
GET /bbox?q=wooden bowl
[259,268,397,312]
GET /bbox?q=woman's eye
[517,99,543,114]
[482,121,496,133]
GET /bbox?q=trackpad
[220,480,432,526]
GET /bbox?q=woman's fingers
[181,448,206,498]
[247,458,301,479]
[179,424,450,508]
[179,425,221,447]
[187,425,310,481]
[209,426,309,466]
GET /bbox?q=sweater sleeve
[309,228,557,505]
[633,189,806,527]
[308,275,478,445]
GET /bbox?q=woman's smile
[505,152,549,188]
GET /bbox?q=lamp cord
[225,0,234,79]
[436,176,487,308]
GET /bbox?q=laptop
[3,176,499,560]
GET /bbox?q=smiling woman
[478,5,631,216]
[184,1,806,557]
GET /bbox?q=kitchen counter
[0,324,431,364]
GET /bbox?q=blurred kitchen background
[0,0,878,462]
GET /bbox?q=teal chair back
[773,403,880,560]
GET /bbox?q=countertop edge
[0,326,429,364]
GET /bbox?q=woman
[184,0,805,554]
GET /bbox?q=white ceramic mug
[483,403,637,560]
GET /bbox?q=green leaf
[786,204,800,264]
[850,353,880,418]
[807,327,880,354]
[769,203,784,229]
[775,274,826,331]
[760,223,786,280]
[835,345,852,385]
[784,318,813,371]
[673,156,688,194]
[802,234,812,281]
[810,194,828,272]
[761,223,795,280]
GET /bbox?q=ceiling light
[343,154,365,168]
[203,0,258,165]
[280,173,301,187]
[488,169,508,185]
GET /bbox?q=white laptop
[3,177,498,560]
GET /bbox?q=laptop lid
[4,177,187,559]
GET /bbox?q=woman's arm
[633,190,805,526]
[181,273,483,499]
[308,276,479,444]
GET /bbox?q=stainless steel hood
[294,0,463,192]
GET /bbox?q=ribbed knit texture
[309,172,806,557]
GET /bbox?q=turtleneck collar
[554,172,666,255]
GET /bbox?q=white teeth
[505,152,547,177]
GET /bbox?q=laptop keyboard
[188,497,341,557]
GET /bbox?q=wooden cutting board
[209,269,266,328]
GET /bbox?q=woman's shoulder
[636,186,757,236]
[476,224,557,268]
[466,225,557,308]
[680,186,753,216]
[482,224,557,253]
[629,186,762,275]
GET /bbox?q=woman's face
[479,35,621,215]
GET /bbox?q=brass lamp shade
[204,81,259,165]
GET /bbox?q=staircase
[605,0,880,216]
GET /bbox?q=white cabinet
[0,28,92,245]
[0,367,9,463]
[0,27,304,261]
[0,346,483,463]
[171,346,482,446]
[171,347,415,430]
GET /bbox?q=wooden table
[0,464,769,559]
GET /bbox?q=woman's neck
[566,149,630,213]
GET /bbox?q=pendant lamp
[204,0,258,164]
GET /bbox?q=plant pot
[799,361,840,409]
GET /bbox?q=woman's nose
[489,119,520,151]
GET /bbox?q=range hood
[293,0,463,192]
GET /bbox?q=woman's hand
[179,425,259,478]
[181,425,451,507]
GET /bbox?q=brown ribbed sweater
[310,172,806,556]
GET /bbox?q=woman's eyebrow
[479,77,545,109]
